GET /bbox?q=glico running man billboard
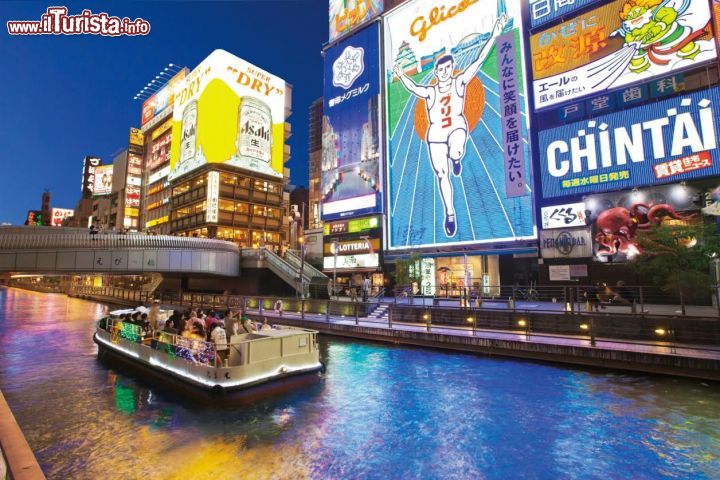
[531,0,717,110]
[169,49,287,181]
[538,86,720,198]
[383,0,535,250]
[322,23,382,221]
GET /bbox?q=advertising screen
[129,127,144,146]
[322,23,382,221]
[93,165,113,196]
[530,0,717,110]
[383,0,535,250]
[169,49,287,181]
[25,210,43,226]
[141,68,188,126]
[538,86,720,198]
[50,208,74,227]
[329,0,382,42]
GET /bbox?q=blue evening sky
[0,0,326,224]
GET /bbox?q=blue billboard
[383,0,535,250]
[529,0,601,29]
[538,86,720,199]
[322,22,382,221]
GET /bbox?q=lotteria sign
[539,87,720,199]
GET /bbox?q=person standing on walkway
[362,276,371,303]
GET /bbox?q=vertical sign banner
[82,156,101,198]
[206,171,220,223]
[497,31,526,197]
[383,0,534,250]
[329,0,383,42]
[538,86,720,198]
[530,0,717,110]
[322,23,382,221]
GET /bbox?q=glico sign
[383,0,535,250]
[539,86,720,198]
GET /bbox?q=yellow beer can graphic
[236,97,272,166]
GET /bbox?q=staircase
[240,247,329,297]
[366,303,389,322]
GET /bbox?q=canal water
[1,287,719,479]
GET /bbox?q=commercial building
[165,49,293,251]
[308,98,323,230]
[529,0,720,287]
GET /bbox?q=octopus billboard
[584,183,701,258]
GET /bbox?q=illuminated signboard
[383,0,535,250]
[25,210,43,226]
[540,227,593,258]
[146,216,169,228]
[125,185,140,207]
[93,165,113,196]
[323,252,379,269]
[538,86,720,198]
[81,156,101,198]
[148,165,170,185]
[323,237,380,255]
[529,0,601,29]
[329,0,382,42]
[151,117,173,140]
[169,50,287,181]
[129,127,144,146]
[141,68,188,126]
[324,215,379,235]
[148,130,171,171]
[322,23,382,221]
[541,202,587,229]
[206,171,220,223]
[530,0,717,110]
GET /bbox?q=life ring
[273,300,283,314]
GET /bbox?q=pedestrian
[362,276,371,302]
[584,284,600,312]
[612,281,634,304]
[148,299,161,331]
[211,322,228,366]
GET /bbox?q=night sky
[0,0,326,224]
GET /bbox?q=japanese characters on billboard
[529,0,601,29]
[50,208,74,227]
[539,86,720,198]
[81,156,101,198]
[531,0,717,110]
[148,131,171,171]
[383,0,535,250]
[169,50,287,181]
[141,68,188,127]
[329,0,382,42]
[541,202,587,229]
[322,23,382,221]
[92,165,113,196]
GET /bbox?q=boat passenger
[260,319,272,331]
[148,300,161,330]
[241,316,256,333]
[211,322,228,365]
[163,318,178,335]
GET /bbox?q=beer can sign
[237,97,272,165]
[180,100,198,165]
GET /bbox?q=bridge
[0,227,240,276]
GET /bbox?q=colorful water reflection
[0,287,719,479]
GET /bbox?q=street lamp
[467,316,475,336]
[332,240,339,300]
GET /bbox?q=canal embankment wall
[0,390,46,480]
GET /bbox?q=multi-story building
[308,98,323,230]
[166,49,292,251]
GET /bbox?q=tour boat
[93,308,324,398]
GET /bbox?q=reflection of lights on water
[272,407,295,428]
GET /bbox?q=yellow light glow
[655,328,666,336]
[423,314,429,321]
[466,317,474,323]
[517,320,527,327]
[579,324,589,330]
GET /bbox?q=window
[254,180,279,194]
[220,173,237,186]
[174,201,206,219]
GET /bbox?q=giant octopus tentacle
[646,204,695,224]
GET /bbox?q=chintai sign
[539,86,720,198]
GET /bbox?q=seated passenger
[260,319,272,331]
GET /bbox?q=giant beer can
[179,100,197,165]
[237,97,272,165]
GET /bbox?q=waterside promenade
[63,286,720,382]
